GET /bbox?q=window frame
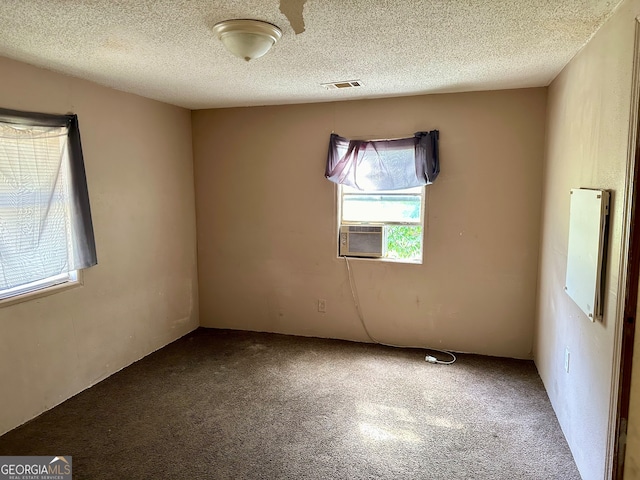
[0,109,93,305]
[337,184,427,264]
[0,271,82,307]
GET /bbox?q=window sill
[0,274,83,308]
[338,255,423,265]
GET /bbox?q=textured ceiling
[0,0,623,109]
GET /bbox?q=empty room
[1,1,640,479]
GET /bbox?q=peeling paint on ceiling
[280,0,307,34]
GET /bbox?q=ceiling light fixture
[212,19,282,62]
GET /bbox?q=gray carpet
[0,328,580,479]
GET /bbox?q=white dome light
[212,19,282,62]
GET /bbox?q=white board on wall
[565,188,610,321]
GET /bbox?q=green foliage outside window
[386,225,422,260]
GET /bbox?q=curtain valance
[325,130,439,191]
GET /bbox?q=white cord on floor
[343,256,457,365]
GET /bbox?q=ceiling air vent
[321,80,363,90]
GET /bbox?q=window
[0,108,96,303]
[326,130,439,264]
[339,185,425,262]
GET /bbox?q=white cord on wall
[343,256,457,365]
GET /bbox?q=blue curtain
[325,131,439,191]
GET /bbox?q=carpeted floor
[0,328,581,479]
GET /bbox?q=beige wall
[534,1,640,479]
[0,56,199,435]
[192,88,546,358]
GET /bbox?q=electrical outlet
[318,299,326,313]
[565,347,570,373]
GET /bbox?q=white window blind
[0,123,75,291]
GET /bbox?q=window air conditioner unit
[339,225,383,258]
